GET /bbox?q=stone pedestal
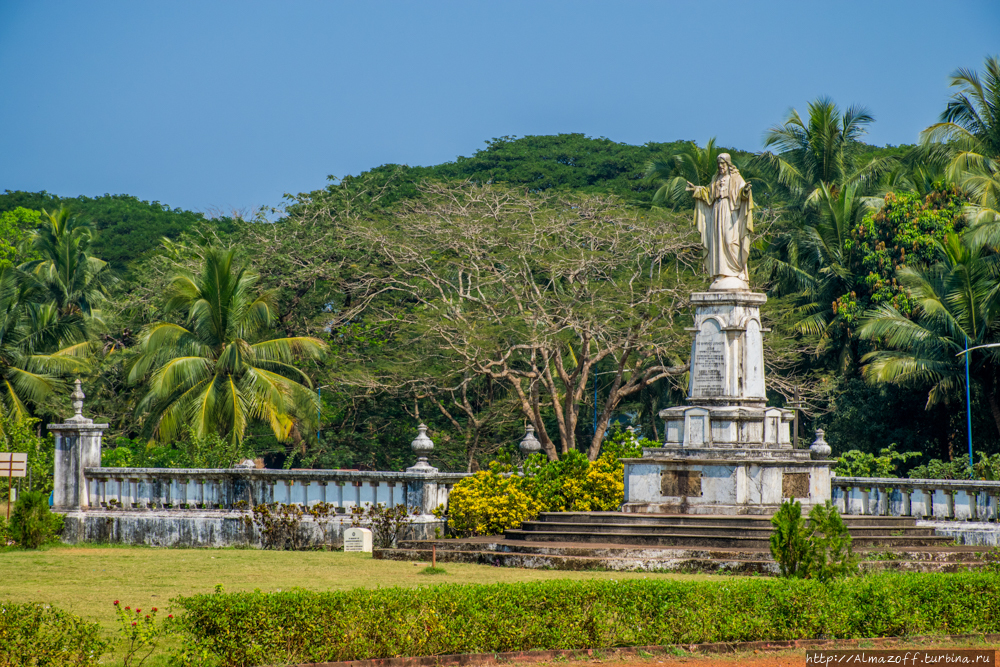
[50,381,109,512]
[623,291,833,515]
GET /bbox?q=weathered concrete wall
[917,520,1000,547]
[60,510,445,548]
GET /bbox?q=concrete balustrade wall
[59,467,469,548]
[832,476,1000,521]
[82,468,463,513]
[832,476,1000,546]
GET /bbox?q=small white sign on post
[343,527,373,553]
[1,453,27,521]
[0,453,27,478]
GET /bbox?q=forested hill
[1,134,910,269]
[308,134,731,209]
[291,133,912,213]
[1,135,694,272]
[0,190,238,273]
[423,134,694,202]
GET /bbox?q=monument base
[622,446,833,515]
[622,285,835,515]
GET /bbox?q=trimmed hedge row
[0,601,108,666]
[175,573,1000,667]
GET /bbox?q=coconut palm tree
[761,97,894,204]
[763,183,878,370]
[921,55,1000,178]
[0,266,90,424]
[129,248,327,445]
[644,138,726,209]
[858,234,1000,437]
[921,56,1000,239]
[18,208,114,325]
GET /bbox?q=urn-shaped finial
[406,424,438,473]
[519,424,542,457]
[66,378,93,424]
[809,428,831,460]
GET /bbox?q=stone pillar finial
[66,378,92,425]
[519,424,542,457]
[406,423,438,473]
[809,428,831,460]
[517,424,542,475]
[72,378,84,415]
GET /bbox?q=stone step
[503,529,955,549]
[517,521,939,538]
[536,512,920,528]
[377,547,780,574]
[375,546,987,574]
[396,539,989,563]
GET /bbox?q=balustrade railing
[82,467,470,515]
[832,476,1000,521]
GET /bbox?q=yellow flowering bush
[446,465,542,537]
[561,452,625,511]
[447,427,640,536]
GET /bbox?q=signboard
[0,453,27,478]
[1,453,27,520]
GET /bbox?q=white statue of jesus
[686,154,753,291]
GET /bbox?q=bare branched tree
[333,181,702,460]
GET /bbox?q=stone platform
[378,512,991,574]
[621,446,832,515]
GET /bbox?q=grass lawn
[0,543,712,631]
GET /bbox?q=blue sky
[1,0,998,215]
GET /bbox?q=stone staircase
[507,512,955,549]
[374,511,992,574]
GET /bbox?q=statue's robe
[691,171,754,285]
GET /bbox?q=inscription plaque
[693,336,726,397]
[661,470,702,497]
[344,526,373,552]
[782,472,810,499]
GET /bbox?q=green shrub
[9,491,63,549]
[101,430,252,469]
[172,573,1000,666]
[808,501,858,581]
[770,500,858,581]
[241,502,307,550]
[769,499,810,577]
[0,600,109,666]
[834,444,919,477]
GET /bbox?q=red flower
[152,607,157,612]
[168,615,174,619]
[113,600,119,606]
[136,609,141,613]
[125,606,130,610]
[132,622,137,626]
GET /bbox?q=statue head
[716,153,734,174]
